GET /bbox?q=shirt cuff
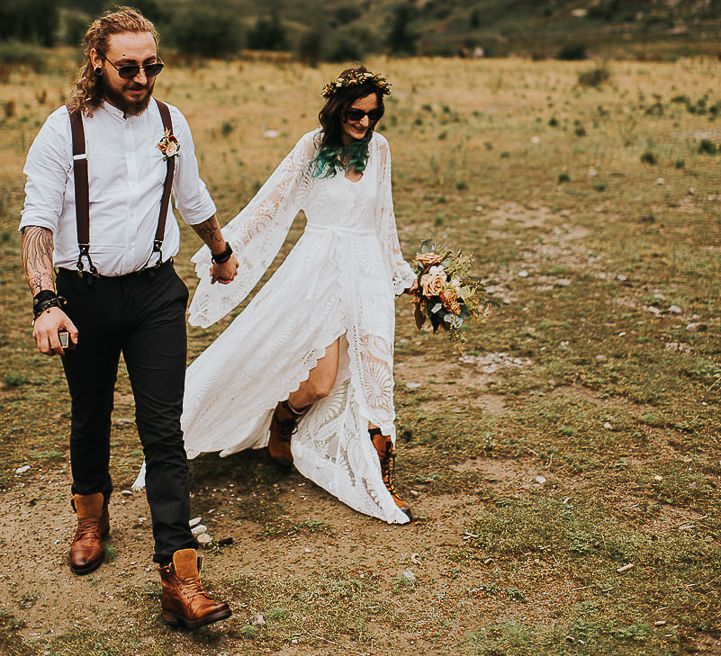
[18,217,56,234]
[179,198,217,226]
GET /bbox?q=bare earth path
[1,56,720,655]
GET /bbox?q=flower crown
[321,71,392,99]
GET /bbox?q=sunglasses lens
[347,109,364,121]
[118,66,140,79]
[368,110,382,121]
[145,63,164,77]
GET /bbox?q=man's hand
[210,253,239,285]
[33,307,78,356]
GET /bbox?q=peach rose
[440,289,462,315]
[421,273,446,296]
[416,252,443,267]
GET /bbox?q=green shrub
[578,64,611,88]
[557,43,587,61]
[324,25,377,62]
[0,41,46,73]
[640,151,657,165]
[170,5,242,58]
[247,11,288,51]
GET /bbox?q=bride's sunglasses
[99,52,165,80]
[345,108,383,122]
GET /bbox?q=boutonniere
[157,129,180,160]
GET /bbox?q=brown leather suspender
[66,100,176,275]
[67,108,94,274]
[154,100,175,264]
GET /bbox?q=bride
[135,66,416,524]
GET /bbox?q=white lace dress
[134,128,415,524]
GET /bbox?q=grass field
[0,52,719,655]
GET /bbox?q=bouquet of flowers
[408,240,488,341]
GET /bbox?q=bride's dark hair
[311,65,387,178]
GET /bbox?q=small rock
[686,322,707,332]
[603,422,613,430]
[405,382,422,390]
[654,620,667,627]
[653,475,663,482]
[401,570,416,582]
[120,489,132,497]
[656,177,665,186]
[518,270,529,278]
[250,614,266,627]
[668,305,682,315]
[595,354,607,361]
[646,306,662,315]
[588,167,598,178]
[14,465,30,475]
[189,516,202,528]
[197,533,212,546]
[304,547,313,553]
[191,524,208,536]
[410,490,420,497]
[263,129,279,138]
[616,563,634,573]
[687,187,695,196]
[530,135,540,144]
[534,475,547,485]
[410,553,422,565]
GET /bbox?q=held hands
[210,252,239,285]
[405,279,420,294]
[33,307,78,356]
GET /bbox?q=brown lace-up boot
[267,400,309,471]
[369,428,413,520]
[69,492,109,575]
[158,548,232,630]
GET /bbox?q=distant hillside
[14,0,721,59]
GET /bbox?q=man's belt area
[56,258,174,281]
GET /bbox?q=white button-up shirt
[20,99,216,276]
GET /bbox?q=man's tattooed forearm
[191,216,225,250]
[21,227,55,295]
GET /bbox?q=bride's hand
[406,279,419,294]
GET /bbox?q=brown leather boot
[70,492,110,575]
[158,548,232,630]
[267,400,309,471]
[370,429,413,520]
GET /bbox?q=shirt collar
[100,98,155,122]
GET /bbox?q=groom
[19,7,237,629]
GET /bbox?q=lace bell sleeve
[188,131,317,328]
[374,134,416,295]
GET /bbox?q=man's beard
[102,78,155,116]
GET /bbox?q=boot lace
[380,444,400,497]
[179,575,211,601]
[74,518,101,541]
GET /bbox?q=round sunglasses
[98,52,165,80]
[345,108,383,122]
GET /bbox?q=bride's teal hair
[310,65,386,178]
[311,135,371,179]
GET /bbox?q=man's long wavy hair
[67,6,159,116]
[311,65,386,178]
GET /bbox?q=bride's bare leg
[289,338,340,408]
[268,338,341,470]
